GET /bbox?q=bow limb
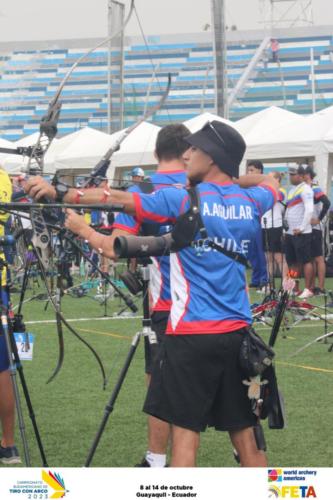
[31,231,107,387]
[47,311,64,385]
[83,73,172,187]
[29,209,65,382]
[53,0,135,103]
[29,209,106,386]
[27,0,135,174]
[46,257,65,385]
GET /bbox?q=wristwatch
[54,183,69,202]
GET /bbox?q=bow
[41,62,170,378]
[53,69,171,381]
[41,66,171,379]
[16,1,136,384]
[15,0,172,385]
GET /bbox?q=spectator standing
[270,38,280,62]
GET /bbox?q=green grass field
[2,274,333,468]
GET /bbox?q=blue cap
[131,167,145,177]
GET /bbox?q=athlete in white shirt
[285,165,314,298]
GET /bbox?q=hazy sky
[0,0,332,42]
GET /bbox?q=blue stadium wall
[0,25,333,140]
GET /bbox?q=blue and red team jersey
[133,181,276,335]
[312,185,325,203]
[113,170,187,312]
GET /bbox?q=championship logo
[42,471,67,499]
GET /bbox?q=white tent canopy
[0,137,17,153]
[2,105,333,192]
[15,132,45,147]
[234,106,304,143]
[44,127,114,174]
[0,133,60,174]
[44,123,160,177]
[180,107,333,192]
[324,123,333,150]
[183,109,303,179]
[183,112,235,133]
[111,121,160,169]
[242,106,333,192]
[245,106,333,156]
[0,137,23,174]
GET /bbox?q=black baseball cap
[288,165,306,175]
[184,120,246,178]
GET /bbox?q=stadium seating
[0,26,332,140]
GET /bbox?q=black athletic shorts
[311,229,323,258]
[284,233,313,265]
[262,227,283,253]
[143,329,257,433]
[144,310,169,375]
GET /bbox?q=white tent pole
[315,152,329,193]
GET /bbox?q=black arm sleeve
[318,194,331,221]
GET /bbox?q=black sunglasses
[205,121,226,148]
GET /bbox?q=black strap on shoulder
[188,187,250,268]
[139,178,160,236]
[171,186,205,248]
[187,187,208,240]
[208,240,249,267]
[139,179,154,194]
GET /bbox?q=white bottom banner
[0,467,331,500]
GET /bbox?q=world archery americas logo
[42,470,68,499]
[268,469,283,482]
[267,470,317,498]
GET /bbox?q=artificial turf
[2,274,333,467]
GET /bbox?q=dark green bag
[239,328,275,377]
